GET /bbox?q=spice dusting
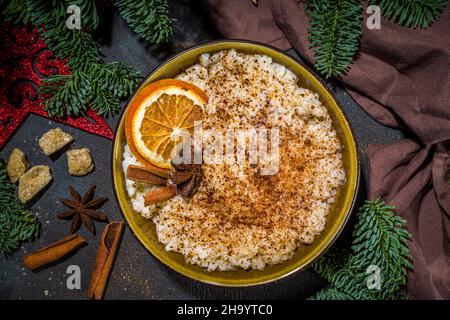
[122,50,345,271]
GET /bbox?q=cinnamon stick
[127,165,167,185]
[88,221,124,300]
[128,164,192,185]
[135,164,171,179]
[169,170,193,185]
[144,185,177,206]
[23,234,87,271]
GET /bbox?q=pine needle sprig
[1,0,30,25]
[350,199,412,297]
[19,0,140,117]
[312,287,355,300]
[91,62,139,99]
[26,0,100,70]
[40,70,92,116]
[312,248,376,300]
[305,0,363,79]
[0,160,40,256]
[305,0,447,78]
[40,63,139,117]
[71,0,99,30]
[370,0,448,29]
[113,0,173,44]
[310,199,412,300]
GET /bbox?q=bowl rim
[111,39,360,287]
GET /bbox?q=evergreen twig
[0,160,40,256]
[310,199,412,300]
[351,199,412,297]
[24,0,140,117]
[370,0,448,29]
[1,0,30,24]
[113,0,173,44]
[305,0,363,79]
[1,0,144,117]
[305,0,447,78]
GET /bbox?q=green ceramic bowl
[112,40,359,286]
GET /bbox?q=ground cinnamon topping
[123,49,345,271]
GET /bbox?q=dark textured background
[0,0,403,300]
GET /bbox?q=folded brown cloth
[205,0,450,299]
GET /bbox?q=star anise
[170,161,202,200]
[126,142,203,205]
[170,141,203,199]
[57,185,109,234]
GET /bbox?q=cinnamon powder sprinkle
[123,50,345,271]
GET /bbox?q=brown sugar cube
[7,148,29,183]
[18,165,52,203]
[66,148,94,176]
[38,128,73,156]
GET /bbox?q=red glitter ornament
[0,23,113,149]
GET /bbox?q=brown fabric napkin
[204,0,450,299]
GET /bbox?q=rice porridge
[122,49,345,271]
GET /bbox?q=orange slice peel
[125,79,207,169]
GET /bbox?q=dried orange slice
[125,79,207,169]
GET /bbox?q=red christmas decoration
[0,23,113,150]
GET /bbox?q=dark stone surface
[0,0,403,300]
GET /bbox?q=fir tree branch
[370,0,448,29]
[1,0,140,117]
[350,199,412,297]
[1,0,30,24]
[40,63,140,117]
[313,249,376,300]
[0,160,40,255]
[71,0,99,30]
[113,0,173,44]
[26,0,100,70]
[311,287,355,300]
[305,0,363,79]
[41,70,92,116]
[23,0,140,117]
[312,247,352,281]
[311,199,412,300]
